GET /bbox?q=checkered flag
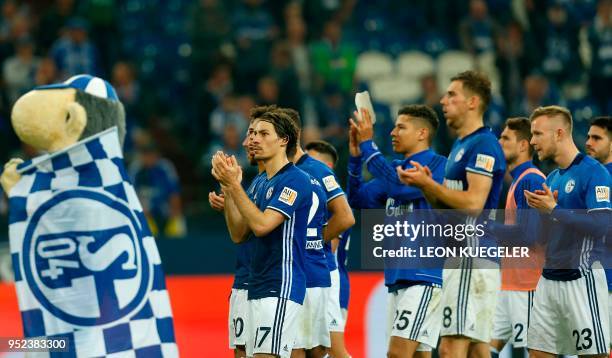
[8,127,178,357]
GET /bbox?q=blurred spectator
[310,20,357,95]
[584,0,612,113]
[540,2,582,85]
[286,17,311,94]
[194,62,234,144]
[418,74,453,155]
[36,0,76,53]
[232,0,277,93]
[50,17,100,79]
[34,57,59,86]
[459,0,501,55]
[495,21,539,113]
[112,61,141,155]
[2,36,40,105]
[0,0,29,42]
[316,84,350,147]
[268,41,301,111]
[189,0,231,80]
[75,0,119,76]
[517,73,560,115]
[256,75,280,106]
[209,95,249,141]
[130,138,186,239]
[303,0,344,39]
[204,123,248,169]
[111,61,141,119]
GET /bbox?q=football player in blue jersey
[279,108,355,358]
[212,110,312,358]
[524,106,610,357]
[397,71,506,358]
[306,140,354,358]
[209,107,267,358]
[585,116,612,350]
[488,117,546,356]
[348,105,447,358]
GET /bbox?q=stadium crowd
[0,0,610,230]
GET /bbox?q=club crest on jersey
[454,149,465,162]
[475,154,495,172]
[266,187,273,200]
[322,175,340,192]
[595,186,610,202]
[279,187,298,205]
[565,179,575,193]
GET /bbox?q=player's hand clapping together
[524,183,558,214]
[211,151,243,187]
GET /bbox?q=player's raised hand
[228,154,243,183]
[208,191,225,212]
[215,151,243,186]
[349,108,374,143]
[348,120,361,157]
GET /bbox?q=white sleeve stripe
[267,205,291,218]
[364,152,382,166]
[326,192,345,203]
[466,167,493,177]
[587,207,612,212]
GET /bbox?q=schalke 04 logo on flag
[8,127,177,356]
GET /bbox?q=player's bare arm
[323,195,355,243]
[212,152,251,242]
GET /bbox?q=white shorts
[528,264,610,355]
[439,258,500,343]
[246,297,302,357]
[491,290,535,348]
[328,269,345,332]
[228,288,249,349]
[295,287,330,349]
[386,284,442,351]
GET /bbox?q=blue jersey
[303,175,331,288]
[295,154,346,272]
[337,229,351,309]
[490,161,545,247]
[233,172,266,289]
[606,162,612,291]
[444,127,506,252]
[542,154,611,281]
[348,141,447,288]
[249,163,312,304]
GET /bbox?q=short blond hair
[529,105,573,132]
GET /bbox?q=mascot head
[11,74,126,153]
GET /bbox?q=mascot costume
[1,75,178,357]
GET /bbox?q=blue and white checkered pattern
[35,74,119,101]
[8,127,177,357]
